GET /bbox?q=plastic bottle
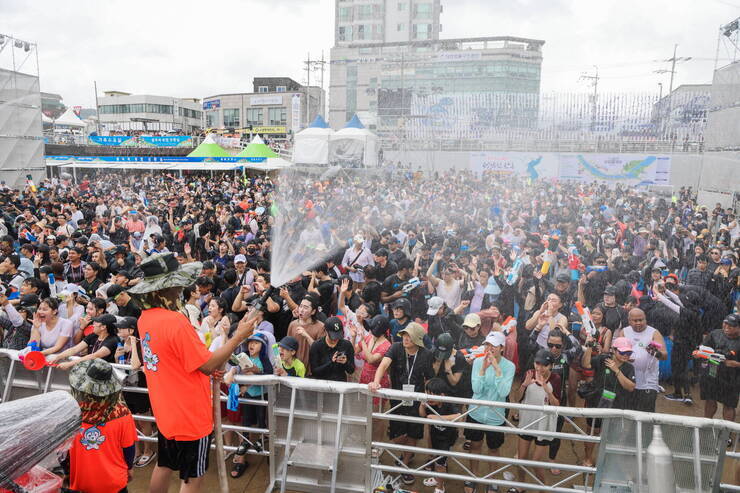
[117,342,125,364]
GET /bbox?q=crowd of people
[0,169,738,493]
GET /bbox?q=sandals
[134,452,156,468]
[423,477,438,487]
[463,440,472,450]
[230,460,248,478]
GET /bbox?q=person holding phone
[309,317,355,382]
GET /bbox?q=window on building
[414,3,433,19]
[205,111,219,128]
[246,108,263,125]
[268,107,287,125]
[258,86,269,93]
[357,4,373,20]
[357,24,366,40]
[276,86,287,93]
[398,2,406,11]
[413,23,431,40]
[397,23,405,31]
[338,26,352,41]
[338,6,352,21]
[223,108,240,128]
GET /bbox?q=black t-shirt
[83,333,120,363]
[382,274,407,297]
[315,279,334,316]
[384,342,434,392]
[701,330,740,385]
[433,351,468,396]
[588,354,636,410]
[375,260,398,283]
[426,401,460,444]
[361,280,382,306]
[79,278,102,299]
[117,299,142,319]
[263,293,293,341]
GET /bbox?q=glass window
[414,3,433,19]
[258,86,269,93]
[357,4,373,19]
[339,6,352,21]
[338,26,352,41]
[357,24,366,40]
[413,23,431,39]
[246,108,263,125]
[205,111,219,127]
[397,23,405,31]
[268,107,287,125]
[223,108,240,127]
[398,1,406,10]
[276,86,287,93]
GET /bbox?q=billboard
[470,152,671,185]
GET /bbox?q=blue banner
[140,136,193,147]
[88,136,133,146]
[46,155,267,163]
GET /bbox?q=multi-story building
[335,0,442,45]
[41,92,65,119]
[97,91,203,133]
[329,36,544,133]
[201,77,325,137]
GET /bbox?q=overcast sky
[3,0,739,107]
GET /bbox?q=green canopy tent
[236,135,278,158]
[187,134,231,158]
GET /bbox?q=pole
[305,52,311,129]
[94,81,101,134]
[212,378,228,493]
[320,50,326,117]
[592,66,599,131]
[666,44,678,139]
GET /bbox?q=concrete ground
[127,383,738,492]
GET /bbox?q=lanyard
[405,353,417,385]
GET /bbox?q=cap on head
[534,348,555,366]
[323,316,344,339]
[555,273,570,283]
[279,336,299,352]
[462,313,481,328]
[612,337,634,352]
[724,313,740,327]
[483,331,506,347]
[433,332,454,361]
[426,296,445,316]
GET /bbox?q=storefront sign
[250,95,283,106]
[203,99,221,110]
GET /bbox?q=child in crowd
[418,378,461,493]
[227,331,273,478]
[67,359,138,493]
[274,336,305,377]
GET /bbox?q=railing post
[646,424,676,493]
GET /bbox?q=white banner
[291,94,302,133]
[470,152,671,185]
[250,95,283,106]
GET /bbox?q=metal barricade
[1,349,738,493]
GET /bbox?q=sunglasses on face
[547,343,562,349]
[616,350,633,356]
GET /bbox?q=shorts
[123,390,151,415]
[157,433,211,481]
[463,415,505,450]
[388,400,424,440]
[429,434,457,467]
[242,394,268,429]
[700,377,740,408]
[632,389,658,413]
[520,434,551,447]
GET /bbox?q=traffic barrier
[1,349,737,492]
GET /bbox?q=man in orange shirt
[128,253,258,493]
[68,359,138,493]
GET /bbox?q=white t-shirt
[38,317,75,352]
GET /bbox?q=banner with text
[470,152,671,185]
[140,136,193,147]
[88,136,133,146]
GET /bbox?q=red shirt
[139,308,213,440]
[70,414,137,493]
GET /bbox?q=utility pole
[304,52,328,127]
[579,66,599,131]
[93,80,101,134]
[654,44,692,139]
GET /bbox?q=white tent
[329,115,378,168]
[293,115,333,165]
[54,108,86,128]
[42,113,53,124]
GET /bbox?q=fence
[0,348,738,492]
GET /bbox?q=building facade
[335,0,442,45]
[97,91,203,133]
[329,36,544,132]
[202,78,325,137]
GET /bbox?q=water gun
[501,316,516,336]
[459,346,486,360]
[507,258,523,285]
[568,247,581,281]
[401,277,421,294]
[692,346,730,363]
[575,301,597,337]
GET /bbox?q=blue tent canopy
[309,115,330,129]
[344,114,365,129]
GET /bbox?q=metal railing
[1,348,738,492]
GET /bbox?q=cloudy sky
[3,0,739,107]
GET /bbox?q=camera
[352,264,364,272]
